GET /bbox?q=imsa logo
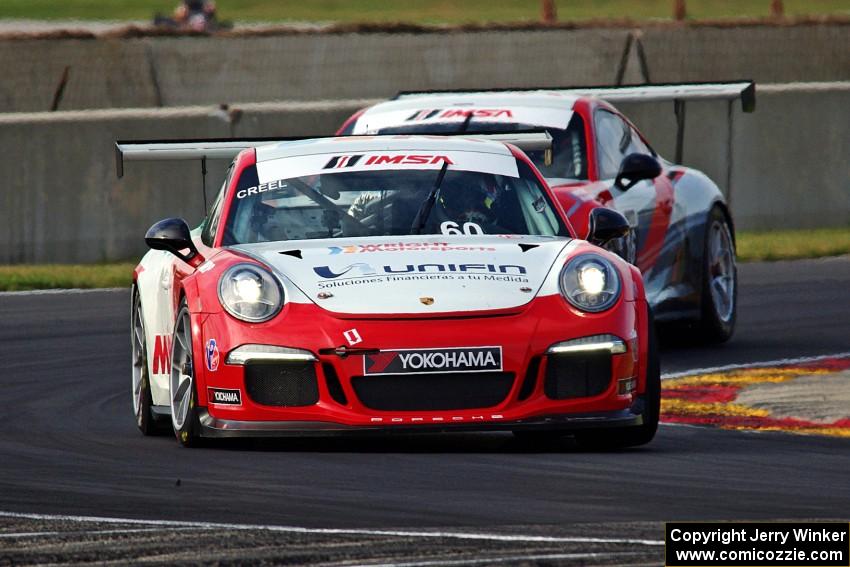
[207,388,242,406]
[364,346,502,376]
[405,109,514,121]
[323,154,364,169]
[323,154,454,169]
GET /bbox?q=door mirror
[614,153,662,191]
[587,208,630,246]
[145,218,202,265]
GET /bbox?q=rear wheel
[574,308,660,450]
[131,287,164,435]
[170,301,202,447]
[697,206,737,343]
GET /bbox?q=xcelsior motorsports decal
[327,242,497,254]
[364,346,502,376]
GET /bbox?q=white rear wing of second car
[396,81,755,164]
[396,81,755,110]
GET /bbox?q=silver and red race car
[118,134,659,448]
[339,82,756,343]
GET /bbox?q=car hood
[232,235,570,315]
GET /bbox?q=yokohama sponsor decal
[207,388,242,406]
[364,346,502,375]
[255,150,519,183]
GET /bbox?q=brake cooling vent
[351,372,514,411]
[244,362,319,407]
[518,356,542,401]
[544,352,612,399]
[322,363,348,406]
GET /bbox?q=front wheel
[697,206,737,343]
[170,301,202,447]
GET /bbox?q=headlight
[218,263,283,323]
[559,254,621,312]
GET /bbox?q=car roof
[254,134,516,163]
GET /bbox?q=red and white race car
[339,82,756,343]
[118,134,658,448]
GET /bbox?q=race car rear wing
[396,81,755,164]
[396,81,755,111]
[114,132,553,178]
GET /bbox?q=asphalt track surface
[0,257,848,565]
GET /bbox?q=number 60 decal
[440,221,484,235]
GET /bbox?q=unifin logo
[313,263,377,279]
[314,263,527,279]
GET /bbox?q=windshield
[222,158,568,245]
[376,114,587,181]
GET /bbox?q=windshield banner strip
[356,107,574,133]
[255,150,520,184]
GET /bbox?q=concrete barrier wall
[0,85,847,263]
[0,100,372,263]
[1,23,848,112]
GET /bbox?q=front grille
[544,352,612,400]
[244,362,319,407]
[352,372,514,411]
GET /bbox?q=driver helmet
[437,172,500,225]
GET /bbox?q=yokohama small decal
[205,339,220,372]
[207,388,241,406]
[364,346,502,375]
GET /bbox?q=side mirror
[145,218,203,266]
[614,153,662,191]
[586,208,630,246]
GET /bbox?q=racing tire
[696,205,737,344]
[574,307,660,450]
[131,287,166,436]
[170,300,203,448]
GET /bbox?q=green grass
[0,0,848,23]
[736,227,850,262]
[0,263,135,292]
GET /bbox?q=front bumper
[194,294,647,436]
[198,405,644,438]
